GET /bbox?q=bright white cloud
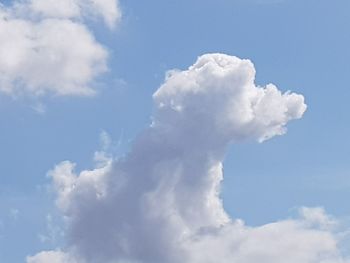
[28,54,349,263]
[0,0,121,97]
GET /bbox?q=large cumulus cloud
[28,54,349,263]
[0,0,121,97]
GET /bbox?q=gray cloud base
[28,54,349,263]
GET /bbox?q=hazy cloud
[27,250,75,263]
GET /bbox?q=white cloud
[152,53,306,144]
[27,54,349,263]
[22,0,122,29]
[82,0,122,29]
[19,0,81,19]
[0,0,121,97]
[0,17,107,96]
[26,250,75,263]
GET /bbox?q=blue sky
[1,0,350,262]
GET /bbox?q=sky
[0,0,350,262]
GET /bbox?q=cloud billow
[28,54,349,263]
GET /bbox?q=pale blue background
[1,0,350,261]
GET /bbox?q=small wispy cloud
[9,208,20,221]
[38,214,64,245]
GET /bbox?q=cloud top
[153,53,306,144]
